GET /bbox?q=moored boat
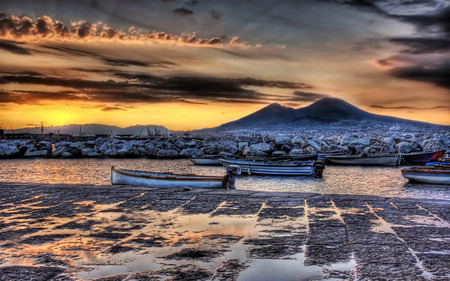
[188,155,221,166]
[325,154,400,166]
[220,158,325,177]
[401,150,446,166]
[111,166,240,189]
[401,163,450,185]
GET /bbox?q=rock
[117,143,133,157]
[69,141,85,151]
[218,151,237,157]
[186,140,198,148]
[291,136,305,147]
[238,142,249,154]
[217,141,238,154]
[81,148,101,157]
[340,135,356,147]
[303,146,318,155]
[348,138,370,155]
[0,143,20,157]
[175,139,186,149]
[157,149,179,158]
[203,144,218,155]
[396,142,416,154]
[179,148,203,157]
[249,142,273,155]
[104,147,118,157]
[280,144,292,152]
[288,148,304,155]
[272,151,287,157]
[24,149,49,157]
[323,136,339,145]
[421,138,446,152]
[52,146,68,157]
[274,135,291,147]
[62,152,73,158]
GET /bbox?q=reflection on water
[0,158,448,200]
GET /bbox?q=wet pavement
[0,182,449,280]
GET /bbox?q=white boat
[401,164,450,185]
[188,155,221,166]
[111,166,240,189]
[325,154,400,166]
[220,158,324,177]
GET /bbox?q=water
[0,158,448,200]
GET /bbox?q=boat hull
[220,159,315,176]
[189,158,221,165]
[326,155,400,166]
[111,167,224,188]
[401,150,446,166]
[401,168,450,185]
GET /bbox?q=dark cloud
[390,64,450,89]
[0,39,31,55]
[291,91,330,102]
[173,7,194,16]
[0,89,82,104]
[371,104,448,110]
[103,58,149,67]
[0,69,314,105]
[238,78,311,89]
[390,37,450,54]
[101,106,127,112]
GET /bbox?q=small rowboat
[401,164,450,185]
[111,166,240,189]
[325,154,400,166]
[188,155,221,166]
[401,150,446,166]
[220,158,325,177]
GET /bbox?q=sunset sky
[0,0,449,131]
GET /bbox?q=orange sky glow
[0,1,449,131]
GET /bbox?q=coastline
[0,182,449,280]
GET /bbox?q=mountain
[9,124,172,136]
[198,98,446,134]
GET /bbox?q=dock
[0,183,448,280]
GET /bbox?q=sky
[0,0,449,131]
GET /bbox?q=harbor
[0,182,449,280]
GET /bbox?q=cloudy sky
[0,0,449,130]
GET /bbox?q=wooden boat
[401,150,446,166]
[111,166,240,189]
[188,155,221,166]
[325,154,400,166]
[220,158,325,177]
[401,163,450,185]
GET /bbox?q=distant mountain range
[9,124,172,137]
[6,98,447,136]
[196,98,447,134]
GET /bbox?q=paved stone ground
[0,183,449,281]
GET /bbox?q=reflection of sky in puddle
[0,195,360,280]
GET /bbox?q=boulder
[274,135,291,147]
[179,148,203,157]
[0,143,20,157]
[272,151,287,157]
[421,138,446,152]
[288,148,304,155]
[24,149,48,157]
[396,142,416,154]
[157,149,179,158]
[217,141,238,154]
[291,136,305,147]
[52,146,68,157]
[238,142,249,154]
[340,135,356,147]
[348,138,370,155]
[203,144,218,155]
[249,142,273,155]
[185,140,198,148]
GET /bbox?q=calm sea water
[0,158,448,200]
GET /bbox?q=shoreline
[1,182,449,280]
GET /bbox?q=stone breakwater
[0,132,449,159]
[0,183,449,280]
